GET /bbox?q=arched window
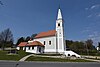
[44,41,45,45]
[49,41,51,45]
[58,23,60,26]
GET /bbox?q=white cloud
[88,34,94,38]
[82,29,90,33]
[82,26,92,33]
[88,31,100,46]
[91,5,96,9]
[97,13,100,17]
[90,4,100,9]
[87,13,100,18]
[87,14,92,18]
[85,4,100,11]
[85,4,100,18]
[85,8,89,10]
[89,31,98,38]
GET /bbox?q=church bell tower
[56,8,65,54]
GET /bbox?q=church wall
[26,46,37,53]
[34,36,57,52]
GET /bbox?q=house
[17,8,81,57]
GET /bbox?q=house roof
[27,41,44,46]
[35,30,56,38]
[18,41,44,47]
[18,42,27,47]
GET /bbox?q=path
[19,54,34,61]
[84,59,100,62]
[19,54,100,62]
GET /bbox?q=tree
[66,40,86,54]
[0,28,13,50]
[65,40,73,48]
[16,37,25,46]
[25,36,31,42]
[85,39,95,50]
[31,34,37,40]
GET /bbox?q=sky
[0,0,100,46]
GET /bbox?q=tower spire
[57,6,62,19]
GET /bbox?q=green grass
[26,56,92,62]
[0,50,30,61]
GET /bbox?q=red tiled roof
[27,41,44,46]
[18,42,27,47]
[35,30,56,38]
[18,41,44,47]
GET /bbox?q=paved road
[0,61,100,67]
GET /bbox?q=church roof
[27,41,44,46]
[18,42,27,47]
[18,41,44,47]
[35,30,56,38]
[57,8,62,19]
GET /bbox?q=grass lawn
[26,56,93,62]
[0,50,30,61]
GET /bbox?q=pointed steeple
[57,7,62,19]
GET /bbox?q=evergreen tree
[16,37,25,46]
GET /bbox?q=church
[17,8,81,57]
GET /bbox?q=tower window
[49,41,51,45]
[58,23,60,26]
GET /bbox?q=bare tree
[0,28,13,50]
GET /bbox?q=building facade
[17,7,81,58]
[17,8,65,54]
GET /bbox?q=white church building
[17,8,81,57]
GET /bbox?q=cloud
[90,4,100,9]
[91,5,97,9]
[88,31,100,46]
[82,26,100,46]
[88,34,94,38]
[87,14,92,18]
[85,4,100,18]
[85,8,89,10]
[82,26,92,33]
[82,29,90,33]
[85,4,100,11]
[87,13,100,18]
[96,13,100,17]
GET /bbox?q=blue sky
[0,0,100,46]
